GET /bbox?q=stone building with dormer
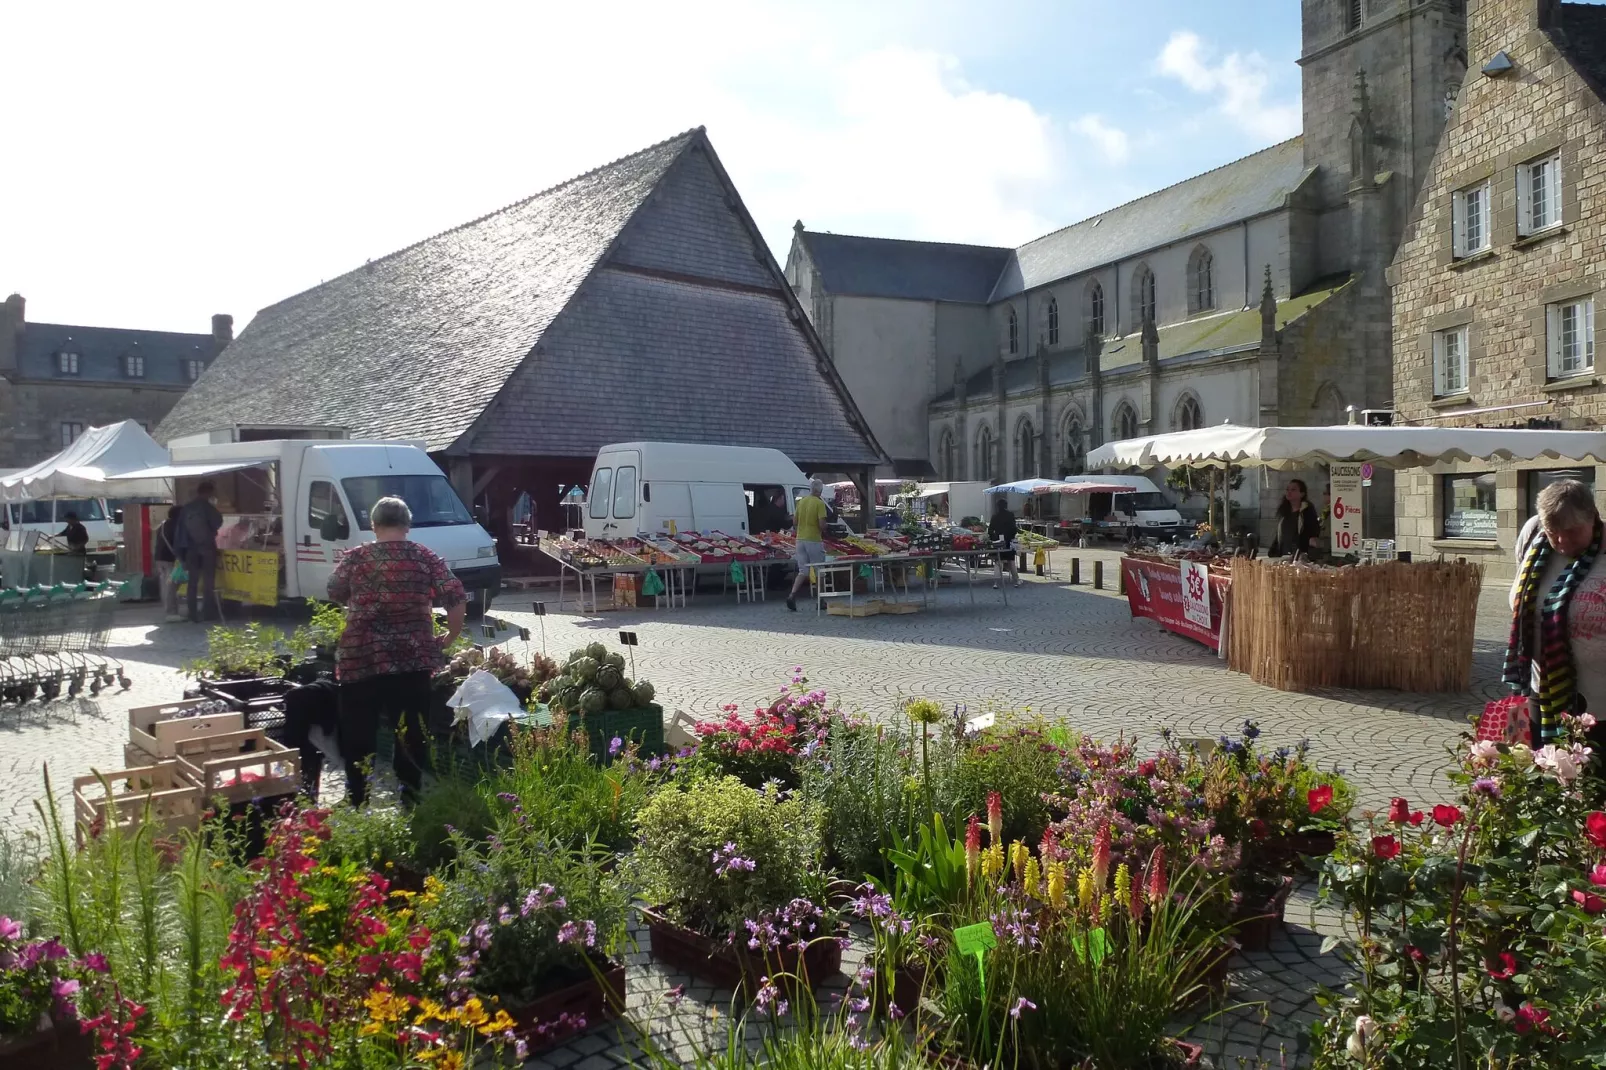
[1392,0,1606,576]
[786,0,1469,538]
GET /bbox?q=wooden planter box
[173,728,301,804]
[504,960,626,1055]
[1231,875,1295,953]
[928,1037,1200,1069]
[73,761,204,846]
[0,1017,95,1069]
[127,699,244,760]
[642,907,842,993]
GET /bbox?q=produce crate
[128,699,245,760]
[827,600,883,617]
[173,728,302,804]
[527,703,666,762]
[198,676,294,713]
[73,761,204,845]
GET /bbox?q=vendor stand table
[1121,554,1231,652]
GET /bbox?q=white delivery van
[910,481,989,525]
[2,497,121,562]
[119,438,500,610]
[583,442,811,538]
[1058,474,1189,540]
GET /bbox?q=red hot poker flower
[1307,785,1334,814]
[986,792,1004,845]
[1432,804,1464,828]
[1372,835,1401,860]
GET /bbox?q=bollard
[1093,561,1104,590]
[1070,558,1081,585]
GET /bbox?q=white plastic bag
[446,669,524,747]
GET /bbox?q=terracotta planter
[1232,875,1295,952]
[642,907,842,993]
[0,1017,94,1069]
[503,960,626,1055]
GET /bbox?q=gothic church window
[1131,265,1156,328]
[939,430,956,480]
[1187,246,1214,314]
[1016,418,1037,480]
[1061,420,1085,476]
[978,426,995,481]
[1113,402,1139,442]
[1047,298,1060,346]
[1007,307,1018,355]
[1086,281,1104,337]
[1174,393,1203,431]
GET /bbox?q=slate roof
[990,138,1313,301]
[1550,3,1606,99]
[16,322,221,386]
[797,232,1012,304]
[157,130,883,468]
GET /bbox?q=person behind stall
[153,505,182,622]
[176,481,224,622]
[1270,479,1320,559]
[327,495,466,806]
[56,511,90,580]
[786,479,829,612]
[989,497,1020,588]
[1505,479,1606,770]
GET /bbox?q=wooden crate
[128,699,245,760]
[73,761,204,846]
[826,600,883,617]
[173,728,302,804]
[879,602,921,615]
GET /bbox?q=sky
[0,1,1306,334]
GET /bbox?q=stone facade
[1390,0,1606,576]
[0,294,228,470]
[789,0,1466,541]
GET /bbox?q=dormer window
[186,359,205,381]
[57,351,79,376]
[124,354,145,378]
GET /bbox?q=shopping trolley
[0,582,130,704]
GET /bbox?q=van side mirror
[113,509,124,525]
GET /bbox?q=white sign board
[1330,463,1364,555]
[1180,560,1211,629]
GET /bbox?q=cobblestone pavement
[0,549,1513,1067]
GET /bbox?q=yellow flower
[458,997,489,1028]
[414,998,446,1026]
[424,875,446,895]
[1010,842,1030,884]
[1113,864,1132,910]
[1024,857,1042,898]
[1046,861,1067,910]
[479,1009,517,1036]
[437,1052,464,1070]
[1077,868,1094,914]
[305,902,329,915]
[391,888,417,900]
[364,988,411,1023]
[359,1021,383,1036]
[319,866,339,876]
[981,843,1005,882]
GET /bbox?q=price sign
[1330,463,1365,555]
[953,922,998,996]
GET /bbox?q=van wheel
[467,591,493,619]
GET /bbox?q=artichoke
[597,665,622,691]
[609,687,635,711]
[605,652,626,670]
[570,657,600,683]
[585,642,608,662]
[580,687,608,715]
[633,680,655,704]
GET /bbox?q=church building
[785,0,1469,537]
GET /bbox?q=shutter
[1517,163,1533,237]
[1546,304,1560,377]
[1548,158,1563,226]
[1587,299,1596,370]
[1451,192,1466,258]
[1433,333,1447,396]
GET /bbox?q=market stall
[1087,423,1606,693]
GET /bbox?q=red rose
[1408,811,1425,827]
[1432,804,1463,828]
[1487,951,1517,979]
[1250,819,1268,840]
[1514,1003,1551,1035]
[1307,785,1334,814]
[1587,811,1606,850]
[1590,863,1606,888]
[1137,759,1158,777]
[1572,889,1606,915]
[1388,797,1411,823]
[1372,834,1401,860]
[1406,945,1427,964]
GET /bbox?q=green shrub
[409,777,494,871]
[951,718,1073,845]
[318,801,415,873]
[483,723,653,851]
[633,776,827,936]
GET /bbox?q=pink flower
[1513,1003,1552,1035]
[1091,823,1111,894]
[987,791,1003,845]
[1589,863,1606,888]
[0,916,19,941]
[1572,889,1605,915]
[1587,811,1606,850]
[1487,951,1517,980]
[1467,740,1501,767]
[1144,845,1168,906]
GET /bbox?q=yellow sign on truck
[177,549,280,607]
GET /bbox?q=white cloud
[1155,31,1301,143]
[1070,114,1130,165]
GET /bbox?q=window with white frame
[1433,325,1470,396]
[1452,181,1491,258]
[186,359,205,381]
[123,354,145,378]
[1518,152,1562,236]
[57,351,79,375]
[1547,297,1594,379]
[60,422,84,447]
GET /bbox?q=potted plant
[0,919,93,1068]
[633,775,840,992]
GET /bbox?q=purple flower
[496,792,520,805]
[52,978,80,1000]
[849,997,870,1013]
[40,939,68,961]
[609,736,623,756]
[754,977,788,1017]
[1472,777,1503,799]
[557,920,598,947]
[712,842,757,877]
[666,983,687,1007]
[79,953,109,974]
[0,916,20,941]
[1010,996,1037,1019]
[888,1001,905,1020]
[515,1039,529,1060]
[497,905,515,926]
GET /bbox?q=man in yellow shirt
[787,478,829,612]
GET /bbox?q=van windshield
[15,499,105,524]
[341,476,474,530]
[1118,492,1172,510]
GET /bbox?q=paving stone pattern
[0,549,1515,1067]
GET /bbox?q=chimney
[211,313,233,344]
[0,293,23,378]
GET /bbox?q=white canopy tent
[1085,423,1606,471]
[0,421,175,502]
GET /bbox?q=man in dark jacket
[988,497,1020,588]
[177,482,223,622]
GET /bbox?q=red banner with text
[1121,556,1229,651]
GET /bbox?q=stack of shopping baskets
[0,581,130,704]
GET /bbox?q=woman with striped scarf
[1505,480,1606,766]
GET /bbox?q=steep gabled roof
[797,231,1012,304]
[989,138,1313,301]
[1549,2,1606,99]
[156,130,884,467]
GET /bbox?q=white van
[1058,474,1189,540]
[116,439,500,609]
[2,497,121,562]
[583,442,811,539]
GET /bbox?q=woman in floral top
[328,495,467,805]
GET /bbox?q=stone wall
[0,380,187,468]
[1390,0,1606,572]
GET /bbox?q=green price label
[953,923,998,956]
[1072,927,1110,967]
